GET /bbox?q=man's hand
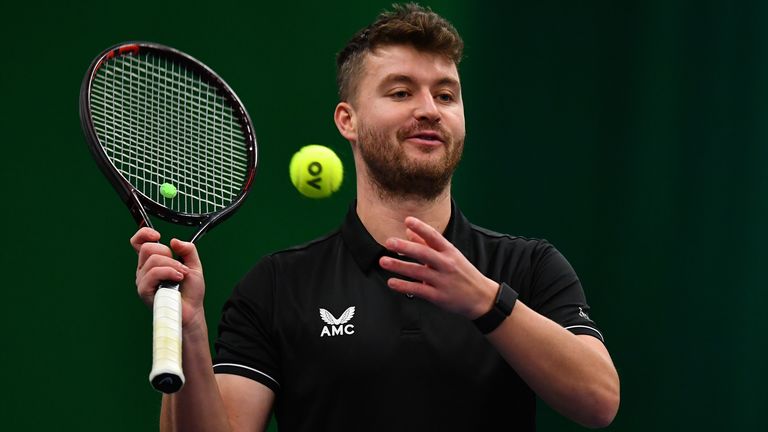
[130,227,207,329]
[378,216,499,319]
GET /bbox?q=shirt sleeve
[213,255,281,393]
[526,241,605,343]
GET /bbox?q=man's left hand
[379,216,499,319]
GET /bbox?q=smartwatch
[472,282,518,334]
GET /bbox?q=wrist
[182,309,209,342]
[469,278,502,320]
[472,282,518,334]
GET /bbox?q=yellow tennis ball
[159,182,177,199]
[289,145,343,198]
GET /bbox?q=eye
[389,90,410,100]
[436,93,455,103]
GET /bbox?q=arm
[486,304,619,428]
[131,228,274,432]
[378,217,619,428]
[159,318,274,432]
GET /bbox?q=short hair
[335,3,464,102]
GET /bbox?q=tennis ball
[289,145,343,199]
[160,183,177,199]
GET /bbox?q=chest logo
[319,306,356,337]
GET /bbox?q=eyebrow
[378,74,461,91]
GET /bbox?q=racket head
[79,42,257,236]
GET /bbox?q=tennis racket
[79,42,257,394]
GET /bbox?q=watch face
[497,283,518,316]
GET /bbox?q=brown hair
[336,3,464,102]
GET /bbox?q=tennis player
[132,3,619,431]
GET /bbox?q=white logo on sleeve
[578,307,592,321]
[319,306,356,337]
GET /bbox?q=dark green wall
[1,0,764,430]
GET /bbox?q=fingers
[136,264,187,305]
[386,277,435,302]
[170,238,203,271]
[404,217,451,251]
[384,237,449,271]
[135,236,202,272]
[383,217,455,270]
[142,264,186,286]
[380,256,435,284]
[135,237,192,304]
[136,253,190,299]
[138,242,173,270]
[130,227,161,253]
[405,228,428,246]
[140,253,189,276]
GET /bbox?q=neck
[355,171,452,246]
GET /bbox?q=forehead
[360,44,460,88]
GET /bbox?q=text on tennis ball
[306,161,323,190]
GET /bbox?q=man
[132,4,619,431]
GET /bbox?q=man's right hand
[130,227,207,329]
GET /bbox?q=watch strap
[472,282,518,334]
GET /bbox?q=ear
[334,102,358,143]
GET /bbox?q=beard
[357,120,464,202]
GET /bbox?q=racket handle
[149,285,185,393]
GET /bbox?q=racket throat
[128,189,154,228]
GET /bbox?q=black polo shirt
[213,200,603,431]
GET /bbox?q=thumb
[170,238,203,271]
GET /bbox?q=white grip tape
[149,287,185,386]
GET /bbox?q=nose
[413,92,441,122]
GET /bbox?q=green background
[1,0,765,430]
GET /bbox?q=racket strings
[90,52,249,215]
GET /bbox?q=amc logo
[319,307,356,338]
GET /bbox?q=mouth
[405,130,445,146]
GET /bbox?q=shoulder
[467,223,554,258]
[461,222,572,285]
[267,229,343,263]
[234,229,343,294]
[244,229,345,280]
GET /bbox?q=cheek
[362,108,406,133]
[446,113,466,139]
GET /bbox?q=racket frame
[79,41,257,242]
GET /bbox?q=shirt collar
[341,199,473,273]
